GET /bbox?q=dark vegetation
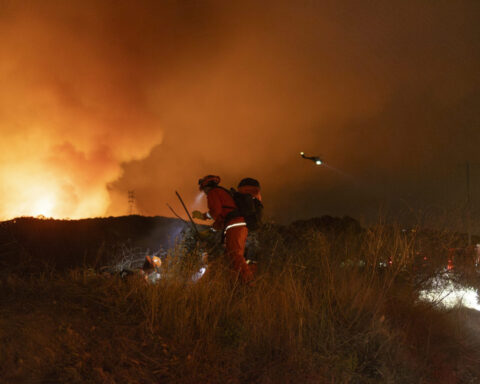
[1,215,480,383]
[0,216,189,271]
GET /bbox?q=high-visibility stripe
[224,222,247,233]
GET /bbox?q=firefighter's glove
[192,210,206,220]
[197,229,211,240]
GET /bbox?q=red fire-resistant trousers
[224,225,253,283]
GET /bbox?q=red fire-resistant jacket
[206,187,245,231]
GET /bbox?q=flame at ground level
[0,162,111,220]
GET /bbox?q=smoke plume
[1,1,479,225]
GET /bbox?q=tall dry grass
[1,223,480,383]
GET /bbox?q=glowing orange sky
[1,1,479,226]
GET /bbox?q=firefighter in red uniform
[192,175,253,283]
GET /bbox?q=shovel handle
[175,191,199,234]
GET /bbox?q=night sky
[1,0,479,230]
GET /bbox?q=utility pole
[128,190,136,215]
[466,162,472,246]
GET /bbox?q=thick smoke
[1,1,479,226]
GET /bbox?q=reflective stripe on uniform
[224,222,247,233]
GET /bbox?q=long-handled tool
[175,191,199,234]
[166,203,186,223]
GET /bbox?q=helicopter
[300,152,324,165]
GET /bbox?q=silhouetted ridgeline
[289,215,363,234]
[0,216,189,271]
[0,215,364,271]
[0,214,475,273]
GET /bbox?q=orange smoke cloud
[0,1,164,219]
[1,0,479,224]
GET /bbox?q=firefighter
[237,178,262,269]
[192,175,253,283]
[237,177,262,202]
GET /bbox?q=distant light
[419,276,480,311]
[300,152,305,156]
[315,160,322,165]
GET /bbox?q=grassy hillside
[0,215,189,271]
[1,217,480,383]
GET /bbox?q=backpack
[230,188,263,231]
[218,187,264,231]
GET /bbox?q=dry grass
[1,224,480,383]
